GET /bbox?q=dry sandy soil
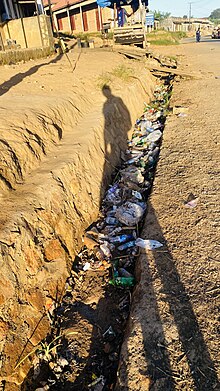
[0,39,219,391]
[117,40,220,390]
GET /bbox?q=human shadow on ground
[0,53,62,97]
[55,88,132,389]
[116,201,219,390]
[20,89,132,391]
[99,85,132,206]
[0,41,77,97]
[55,286,127,390]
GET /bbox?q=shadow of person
[0,53,64,97]
[116,201,219,390]
[48,284,126,391]
[100,85,132,204]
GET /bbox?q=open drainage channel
[22,73,174,391]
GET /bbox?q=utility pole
[189,2,192,22]
[188,1,194,30]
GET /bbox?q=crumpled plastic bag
[146,130,162,143]
[115,202,145,226]
[135,238,163,250]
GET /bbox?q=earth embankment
[0,50,155,388]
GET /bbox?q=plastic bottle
[105,217,118,225]
[109,234,135,244]
[146,130,162,143]
[109,277,135,287]
[118,241,136,251]
[126,154,143,165]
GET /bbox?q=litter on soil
[21,77,174,391]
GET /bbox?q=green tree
[153,10,171,21]
[209,8,220,19]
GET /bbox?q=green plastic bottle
[109,277,135,287]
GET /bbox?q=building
[43,0,113,33]
[160,16,214,32]
[0,0,45,22]
[0,0,53,50]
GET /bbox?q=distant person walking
[196,28,201,42]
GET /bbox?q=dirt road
[117,41,220,390]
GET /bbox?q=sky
[149,0,220,18]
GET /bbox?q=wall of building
[86,7,97,32]
[1,15,53,49]
[54,2,113,33]
[0,45,54,65]
[101,6,113,24]
[0,24,6,49]
[160,17,213,33]
[74,10,83,31]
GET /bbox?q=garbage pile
[79,84,171,286]
[30,82,172,391]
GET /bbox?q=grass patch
[111,64,133,81]
[97,64,134,89]
[97,72,113,89]
[150,39,178,46]
[147,30,187,46]
[73,32,102,41]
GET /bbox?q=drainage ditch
[21,72,174,391]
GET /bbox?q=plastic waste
[94,247,106,261]
[88,375,105,390]
[185,198,199,208]
[149,146,160,160]
[184,193,199,208]
[83,262,91,271]
[118,240,136,251]
[109,277,135,287]
[105,216,118,225]
[132,190,142,200]
[120,166,144,185]
[109,234,135,244]
[146,130,162,143]
[103,326,116,341]
[116,202,145,226]
[140,120,152,132]
[100,242,112,259]
[135,238,163,250]
[105,184,121,205]
[126,154,143,165]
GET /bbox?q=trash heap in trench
[31,81,172,391]
[80,83,171,284]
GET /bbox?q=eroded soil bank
[0,49,155,389]
[20,77,172,391]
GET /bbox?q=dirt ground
[0,39,219,390]
[117,41,220,390]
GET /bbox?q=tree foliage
[153,10,171,21]
[209,8,220,19]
